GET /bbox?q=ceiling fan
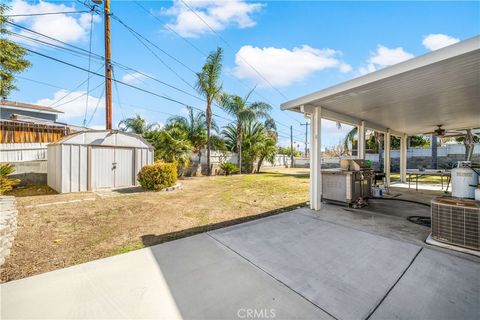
[425,125,471,138]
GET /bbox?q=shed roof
[50,130,153,149]
[281,36,480,135]
[1,100,63,114]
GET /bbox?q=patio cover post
[384,130,391,187]
[358,120,366,159]
[400,134,408,182]
[309,106,322,210]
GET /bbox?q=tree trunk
[256,157,264,173]
[206,102,212,176]
[464,129,474,161]
[237,123,242,174]
[376,133,383,172]
[431,134,438,169]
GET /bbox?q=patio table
[407,170,451,191]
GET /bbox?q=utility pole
[290,125,294,168]
[103,0,113,130]
[300,122,309,157]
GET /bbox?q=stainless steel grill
[322,159,374,207]
[431,197,480,251]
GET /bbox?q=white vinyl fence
[0,143,48,162]
[2,143,478,165]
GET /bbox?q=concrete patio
[1,202,479,320]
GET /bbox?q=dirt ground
[1,168,309,282]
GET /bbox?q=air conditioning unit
[430,197,480,252]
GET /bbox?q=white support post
[400,134,407,183]
[358,120,366,159]
[384,130,391,188]
[309,107,322,210]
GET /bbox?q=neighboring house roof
[1,100,63,114]
[9,113,56,124]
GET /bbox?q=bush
[220,162,239,175]
[0,164,20,195]
[137,162,177,191]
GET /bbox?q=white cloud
[36,89,104,122]
[162,0,263,38]
[422,34,460,51]
[232,45,351,87]
[121,72,149,84]
[358,45,414,75]
[9,0,99,44]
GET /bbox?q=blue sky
[6,0,480,148]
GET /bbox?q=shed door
[114,148,134,187]
[90,147,135,190]
[91,147,115,189]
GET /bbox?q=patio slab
[370,248,480,320]
[1,234,330,320]
[209,211,422,320]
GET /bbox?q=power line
[54,81,104,109]
[133,2,304,132]
[83,9,95,126]
[7,21,208,103]
[179,0,289,101]
[24,47,236,124]
[49,64,104,108]
[6,10,89,17]
[16,76,65,90]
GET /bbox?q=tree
[220,90,272,173]
[144,127,193,175]
[1,4,31,99]
[277,146,300,157]
[166,106,208,161]
[195,47,223,176]
[456,129,479,161]
[118,114,156,135]
[223,120,276,173]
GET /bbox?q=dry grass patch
[1,169,309,282]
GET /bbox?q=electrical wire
[6,21,213,105]
[49,64,104,108]
[54,81,104,109]
[24,47,236,124]
[86,85,105,127]
[6,10,89,17]
[132,2,304,129]
[83,9,95,126]
[179,0,289,101]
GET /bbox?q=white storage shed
[47,130,154,193]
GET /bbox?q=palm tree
[223,120,276,173]
[118,114,156,135]
[195,47,223,176]
[220,90,272,172]
[144,127,193,175]
[343,126,358,153]
[166,107,208,161]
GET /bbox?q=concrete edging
[0,196,18,266]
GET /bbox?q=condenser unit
[429,197,480,253]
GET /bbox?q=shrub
[137,162,177,191]
[0,164,20,195]
[220,162,239,175]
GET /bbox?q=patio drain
[407,216,431,227]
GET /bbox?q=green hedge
[137,162,177,191]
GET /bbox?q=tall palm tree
[195,47,223,176]
[220,89,272,172]
[118,114,156,136]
